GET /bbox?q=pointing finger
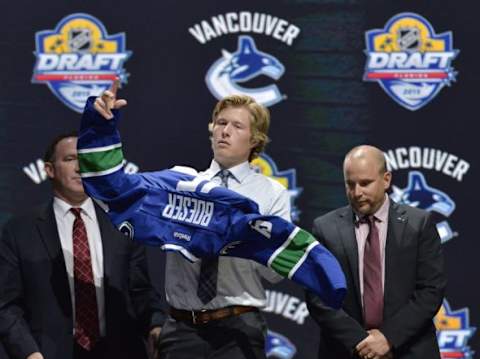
[109,78,121,96]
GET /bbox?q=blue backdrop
[1,1,478,358]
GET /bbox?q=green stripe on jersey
[270,229,315,277]
[78,146,124,175]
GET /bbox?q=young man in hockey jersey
[86,82,292,359]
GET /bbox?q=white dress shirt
[354,194,389,306]
[165,160,291,310]
[53,197,106,336]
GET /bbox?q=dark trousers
[158,312,267,359]
[74,340,107,359]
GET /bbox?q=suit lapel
[384,201,407,303]
[337,207,362,305]
[36,202,72,309]
[36,202,65,264]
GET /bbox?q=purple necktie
[363,215,383,329]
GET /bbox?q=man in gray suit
[306,145,446,359]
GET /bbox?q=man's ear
[383,171,392,190]
[44,161,55,180]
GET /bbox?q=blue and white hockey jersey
[78,97,346,309]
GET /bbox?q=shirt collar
[208,159,251,184]
[53,196,95,220]
[375,194,390,223]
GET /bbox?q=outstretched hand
[94,79,128,120]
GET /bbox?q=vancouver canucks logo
[32,13,131,113]
[265,330,297,359]
[251,153,302,221]
[391,171,455,216]
[391,171,456,243]
[435,299,476,359]
[364,13,459,110]
[206,36,285,107]
[118,221,134,240]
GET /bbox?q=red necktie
[71,208,100,350]
[363,216,383,329]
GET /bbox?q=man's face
[211,106,256,169]
[344,156,391,216]
[44,137,87,205]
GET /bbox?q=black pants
[73,335,148,359]
[158,311,267,359]
[74,340,107,359]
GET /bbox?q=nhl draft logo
[32,13,131,113]
[251,153,302,221]
[390,171,456,243]
[266,330,297,359]
[435,299,476,359]
[206,36,285,107]
[364,13,459,110]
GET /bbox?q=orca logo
[205,36,285,107]
[265,330,297,359]
[219,240,242,255]
[250,220,272,239]
[391,171,457,242]
[435,299,476,359]
[391,171,455,216]
[364,13,458,110]
[32,13,131,113]
[118,221,134,239]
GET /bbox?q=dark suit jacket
[0,201,162,359]
[306,202,446,359]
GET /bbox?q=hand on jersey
[94,78,127,120]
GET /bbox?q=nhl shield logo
[364,13,459,111]
[32,13,131,113]
[68,28,92,52]
[397,26,421,51]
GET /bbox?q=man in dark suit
[0,133,163,359]
[306,145,446,359]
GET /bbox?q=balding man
[306,145,446,359]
